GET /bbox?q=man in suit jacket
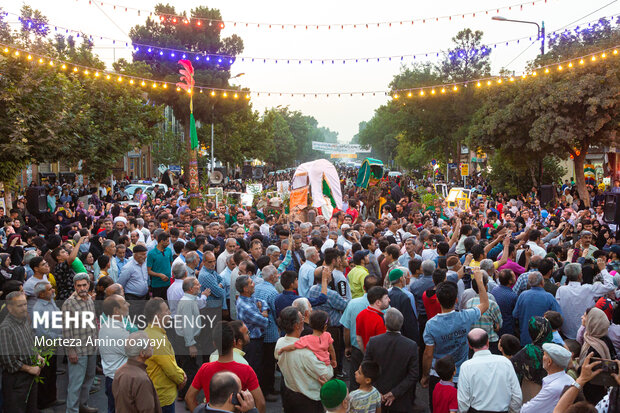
[364,308,419,413]
[387,268,420,345]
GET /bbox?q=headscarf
[580,307,611,362]
[524,316,554,369]
[0,253,12,280]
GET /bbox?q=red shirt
[422,289,442,320]
[432,381,458,413]
[355,307,386,350]
[191,361,259,402]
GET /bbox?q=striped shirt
[464,295,503,342]
[0,313,36,373]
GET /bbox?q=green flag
[190,112,198,150]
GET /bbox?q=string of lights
[10,12,618,66]
[1,42,617,98]
[59,0,555,29]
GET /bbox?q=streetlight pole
[492,16,545,55]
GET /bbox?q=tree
[359,29,492,172]
[262,109,296,167]
[152,123,189,168]
[470,18,620,204]
[126,4,249,167]
[484,150,566,195]
[0,7,164,184]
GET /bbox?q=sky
[4,0,619,143]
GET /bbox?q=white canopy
[292,159,343,217]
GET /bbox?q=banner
[311,141,371,154]
[276,181,290,193]
[289,186,308,210]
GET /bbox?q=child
[498,334,522,359]
[278,309,337,367]
[349,360,382,413]
[544,310,565,345]
[432,355,458,413]
[564,339,582,380]
[97,255,110,279]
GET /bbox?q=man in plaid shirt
[198,251,226,309]
[62,273,98,413]
[0,291,40,412]
[235,275,269,390]
[253,265,281,401]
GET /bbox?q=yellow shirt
[469,260,500,269]
[47,272,56,289]
[348,265,369,299]
[144,324,185,406]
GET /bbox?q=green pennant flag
[190,112,198,150]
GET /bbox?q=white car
[124,183,168,198]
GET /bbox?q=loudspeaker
[540,185,554,206]
[242,165,252,180]
[26,186,48,215]
[604,192,620,224]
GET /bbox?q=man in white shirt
[167,261,188,316]
[217,238,237,273]
[275,306,332,412]
[521,343,575,413]
[555,259,615,339]
[99,295,130,413]
[458,328,522,413]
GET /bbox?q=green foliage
[469,17,620,203]
[263,109,296,167]
[0,7,164,184]
[485,150,567,195]
[359,29,491,169]
[152,123,189,168]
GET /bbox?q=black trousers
[347,346,364,391]
[151,286,169,300]
[125,293,148,321]
[177,353,199,399]
[327,325,344,375]
[281,384,324,413]
[2,369,38,413]
[244,338,264,384]
[428,374,441,412]
[261,341,277,395]
[37,354,58,409]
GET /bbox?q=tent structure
[356,158,384,189]
[291,159,343,219]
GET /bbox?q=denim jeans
[66,354,97,413]
[161,402,175,413]
[105,376,115,413]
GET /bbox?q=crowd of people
[0,172,619,413]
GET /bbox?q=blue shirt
[512,286,562,345]
[409,275,435,317]
[253,282,279,343]
[340,295,370,350]
[492,285,518,336]
[423,307,481,381]
[274,290,328,319]
[308,284,349,326]
[115,256,128,273]
[197,267,225,308]
[236,295,269,339]
[146,246,173,288]
[118,257,149,296]
[298,261,317,297]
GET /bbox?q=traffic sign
[460,163,469,176]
